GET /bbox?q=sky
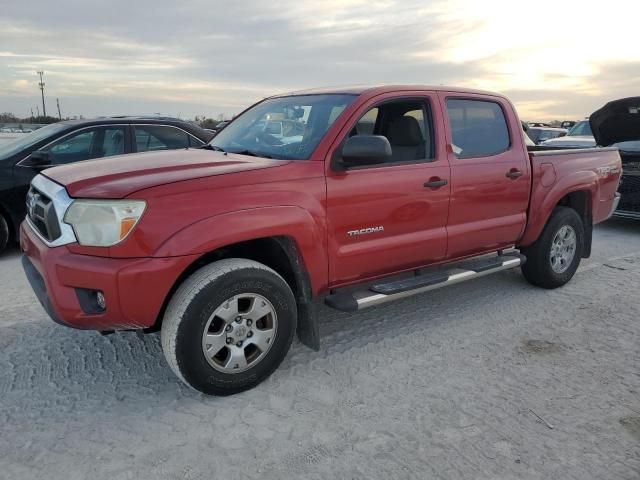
[0,0,639,121]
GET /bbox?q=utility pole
[56,98,62,120]
[36,105,40,119]
[37,71,47,118]
[30,108,34,122]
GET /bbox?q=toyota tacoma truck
[20,85,623,395]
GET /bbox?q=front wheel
[521,207,584,289]
[0,214,9,255]
[161,258,297,395]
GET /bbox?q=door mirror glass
[25,150,53,167]
[341,135,392,168]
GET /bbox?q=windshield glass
[567,121,592,137]
[614,140,640,152]
[209,94,357,160]
[0,123,70,161]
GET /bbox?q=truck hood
[590,97,640,146]
[43,149,287,198]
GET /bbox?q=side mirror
[25,151,53,168]
[339,135,392,169]
[558,132,567,137]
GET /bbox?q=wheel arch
[519,171,597,255]
[150,235,320,350]
[555,190,593,257]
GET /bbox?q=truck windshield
[208,94,357,160]
[567,121,592,137]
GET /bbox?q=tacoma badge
[347,226,385,237]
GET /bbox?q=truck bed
[518,146,622,247]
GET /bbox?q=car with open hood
[590,97,640,219]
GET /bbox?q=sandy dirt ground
[1,218,639,480]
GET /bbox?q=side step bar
[325,253,525,312]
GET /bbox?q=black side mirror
[25,151,53,168]
[339,135,392,169]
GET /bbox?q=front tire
[521,207,584,289]
[0,214,9,255]
[161,259,297,395]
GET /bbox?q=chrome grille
[26,187,62,242]
[618,173,640,214]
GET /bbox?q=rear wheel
[161,258,297,395]
[0,214,9,255]
[521,207,584,289]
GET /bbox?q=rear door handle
[424,178,448,188]
[506,169,523,179]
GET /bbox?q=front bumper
[20,221,199,330]
[614,172,640,219]
[608,193,621,219]
[613,209,640,220]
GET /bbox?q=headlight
[63,199,146,247]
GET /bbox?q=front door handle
[424,178,448,188]
[506,169,523,179]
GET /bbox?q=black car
[0,116,213,253]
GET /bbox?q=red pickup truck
[20,85,623,395]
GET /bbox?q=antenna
[37,71,47,118]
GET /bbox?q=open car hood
[590,97,640,146]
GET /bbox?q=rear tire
[0,214,9,255]
[161,258,297,395]
[521,207,584,289]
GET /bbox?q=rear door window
[46,126,126,164]
[446,99,510,159]
[134,125,190,152]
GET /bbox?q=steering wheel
[254,131,284,147]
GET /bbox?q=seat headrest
[112,131,124,142]
[388,116,424,146]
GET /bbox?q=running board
[325,253,525,312]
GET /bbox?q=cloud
[0,0,638,120]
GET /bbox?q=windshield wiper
[201,144,226,153]
[230,149,273,159]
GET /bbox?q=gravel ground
[1,218,639,480]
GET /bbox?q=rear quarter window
[446,99,511,159]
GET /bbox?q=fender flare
[519,170,598,248]
[154,206,326,350]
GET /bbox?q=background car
[560,120,577,129]
[0,116,214,254]
[210,120,229,134]
[615,140,640,219]
[540,120,596,148]
[527,126,567,145]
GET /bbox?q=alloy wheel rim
[550,225,577,274]
[201,293,277,374]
